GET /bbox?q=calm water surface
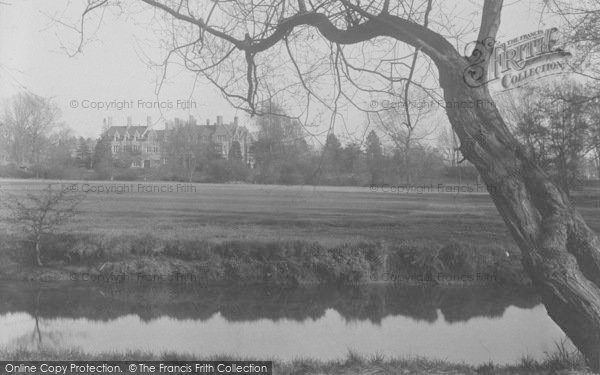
[0,282,568,365]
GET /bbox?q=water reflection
[0,283,568,365]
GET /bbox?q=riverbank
[0,233,528,285]
[3,180,599,285]
[0,347,590,374]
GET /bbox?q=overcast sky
[0,1,555,140]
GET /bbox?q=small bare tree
[2,184,84,266]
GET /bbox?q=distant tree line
[90,101,473,186]
[0,92,505,186]
[5,89,597,188]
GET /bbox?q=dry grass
[0,347,591,374]
[0,179,517,245]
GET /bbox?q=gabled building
[211,116,253,163]
[105,116,164,168]
[103,115,254,168]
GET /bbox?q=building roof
[106,126,149,138]
[213,123,250,138]
[197,125,215,137]
[104,120,253,143]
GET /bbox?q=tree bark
[437,60,600,370]
[34,237,43,267]
[404,134,411,185]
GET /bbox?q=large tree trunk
[438,61,600,370]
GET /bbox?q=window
[153,146,159,153]
[133,145,139,152]
[113,145,119,153]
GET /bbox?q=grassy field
[2,179,599,243]
[1,179,599,284]
[0,347,591,375]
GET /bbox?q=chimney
[217,115,223,126]
[108,116,113,127]
[234,116,239,126]
[146,116,152,127]
[165,121,170,132]
[127,116,132,126]
[206,119,210,126]
[189,115,196,125]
